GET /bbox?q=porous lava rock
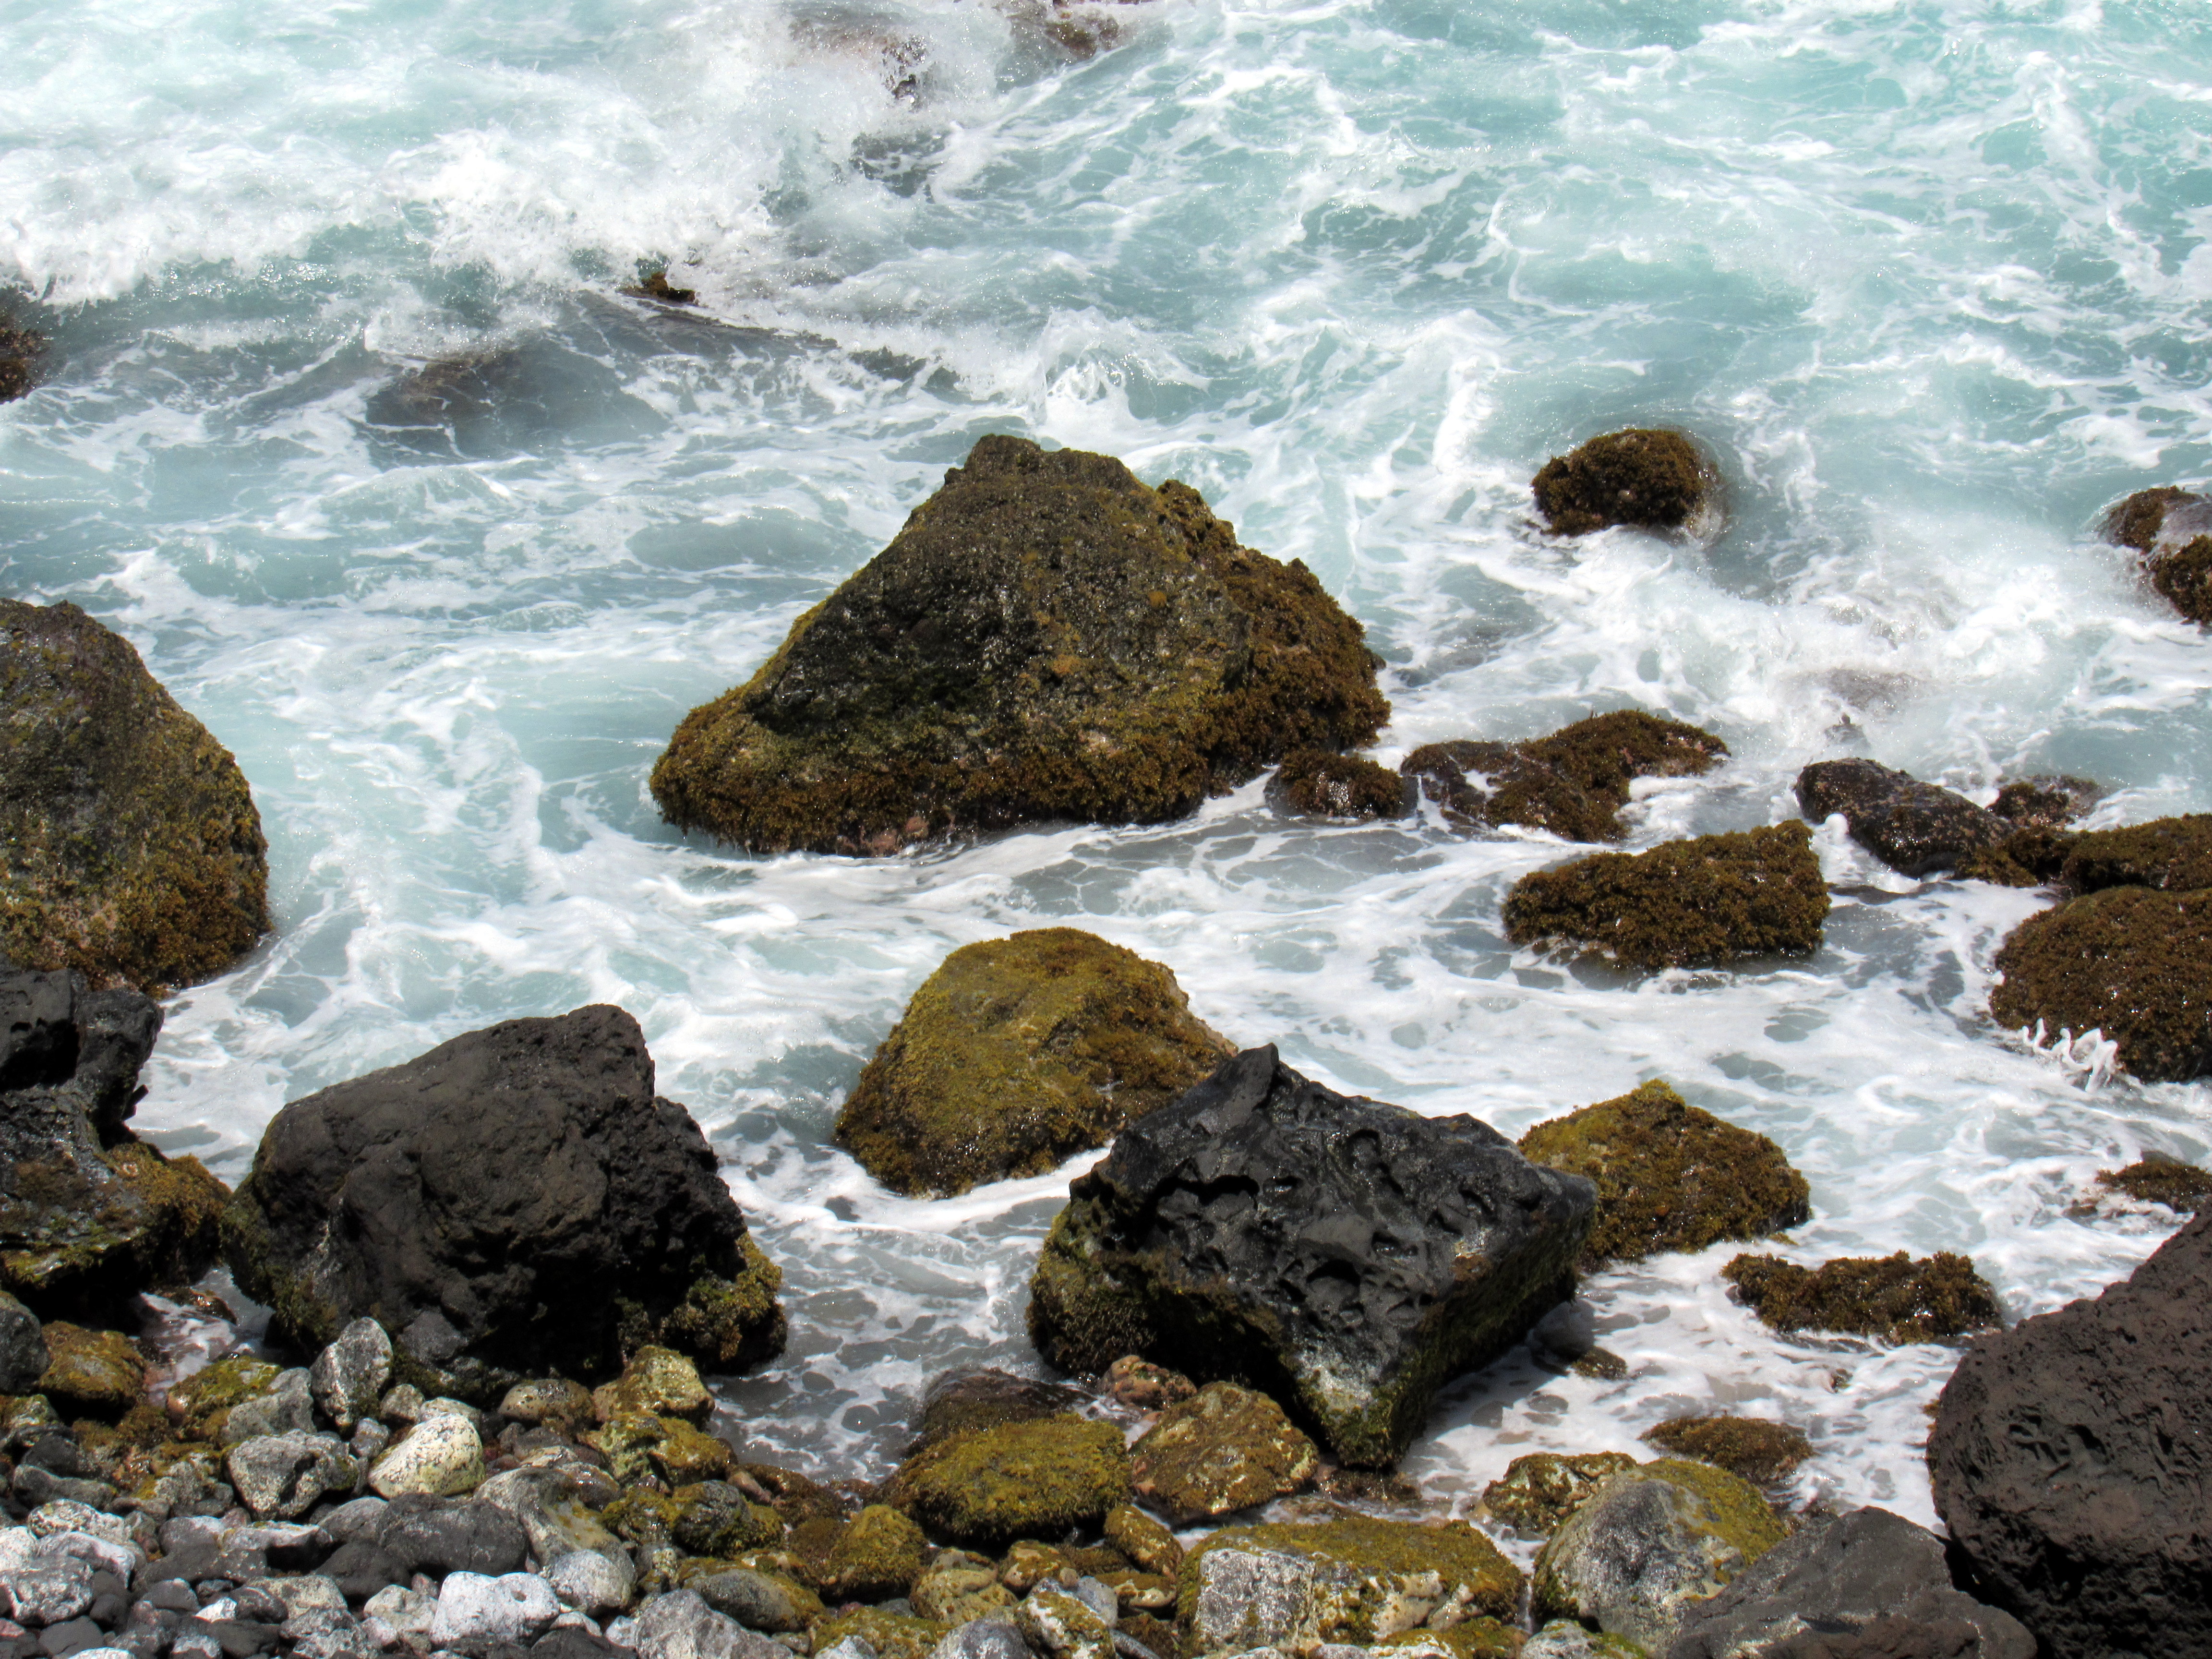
[879,1414,1130,1549]
[834,928,1234,1198]
[2101,484,2212,626]
[650,434,1388,854]
[1532,429,1714,538]
[1640,1415,1811,1490]
[1517,1080,1810,1269]
[1,600,270,993]
[1128,1380,1318,1523]
[1988,886,2212,1082]
[1402,710,1728,844]
[1722,1251,1999,1344]
[1481,1452,1638,1540]
[1794,760,2005,878]
[221,1003,785,1399]
[1271,749,1408,819]
[1027,1043,1597,1466]
[1503,823,1829,970]
[2093,1153,2212,1213]
[1929,1209,2212,1659]
[0,966,229,1318]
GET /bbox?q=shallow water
[6,0,2212,1536]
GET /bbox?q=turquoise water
[6,0,2212,1531]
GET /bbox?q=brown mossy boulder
[818,1503,927,1602]
[166,1354,285,1442]
[1532,428,1713,537]
[2095,1154,2212,1214]
[1992,775,2101,830]
[1989,886,2212,1082]
[1404,710,1728,844]
[1480,1451,1638,1539]
[1794,759,2005,878]
[1272,749,1408,819]
[1722,1251,2000,1344]
[911,1366,1088,1451]
[2056,813,2212,894]
[1503,822,1828,969]
[1128,1380,1319,1524]
[835,927,1234,1199]
[1641,1415,1812,1489]
[880,1413,1131,1549]
[1,600,270,993]
[650,434,1389,855]
[0,313,44,402]
[809,1608,950,1659]
[1517,1081,1810,1270]
[2101,485,2212,625]
[36,1322,146,1420]
[1958,824,2081,888]
[2104,486,2202,552]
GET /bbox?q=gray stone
[375,1499,528,1577]
[1017,1589,1115,1659]
[685,1568,810,1634]
[1068,1580,1117,1630]
[377,1385,427,1426]
[225,1434,360,1520]
[33,1531,140,1584]
[630,1591,788,1659]
[1525,1623,1644,1659]
[361,1586,433,1651]
[318,1498,389,1544]
[280,1605,364,1659]
[927,1623,1027,1659]
[429,1572,561,1648]
[0,1291,46,1395]
[545,1551,634,1620]
[498,1381,591,1431]
[0,1559,92,1627]
[11,1467,117,1513]
[474,1469,625,1563]
[310,1321,393,1433]
[368,1416,483,1499]
[221,1372,315,1448]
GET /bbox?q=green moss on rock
[1957,825,2080,888]
[1129,1380,1319,1524]
[808,1608,951,1659]
[1989,885,2212,1082]
[835,928,1234,1198]
[655,1240,788,1373]
[1404,712,1728,845]
[2055,814,2212,895]
[2095,1154,2212,1214]
[820,1503,927,1602]
[1274,749,1409,819]
[1376,1620,1528,1659]
[1480,1451,1639,1540]
[1532,429,1713,538]
[1639,1415,1811,1489]
[1503,823,1828,969]
[648,435,1388,855]
[167,1354,284,1443]
[36,1322,145,1420]
[1722,1250,2000,1343]
[881,1413,1131,1548]
[1518,1081,1810,1270]
[2,1140,230,1317]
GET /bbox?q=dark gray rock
[1794,760,2004,877]
[1931,1208,2212,1659]
[318,1539,408,1602]
[220,1004,785,1398]
[0,1290,46,1393]
[912,1368,1088,1451]
[376,1498,529,1578]
[532,1629,634,1659]
[1028,1043,1597,1465]
[1665,1506,2032,1659]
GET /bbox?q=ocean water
[6,0,2212,1539]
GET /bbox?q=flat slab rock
[1027,1044,1595,1466]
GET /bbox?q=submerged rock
[1271,749,1408,820]
[1794,759,2005,878]
[1722,1250,2000,1344]
[1503,823,1828,970]
[1989,885,2212,1082]
[222,1004,785,1399]
[1532,429,1715,538]
[1990,774,2101,830]
[649,434,1389,855]
[1480,1452,1638,1541]
[1930,1209,2212,1659]
[623,268,699,306]
[1403,711,1728,844]
[880,1415,1130,1549]
[2093,1153,2212,1213]
[1027,1044,1596,1466]
[1639,1416,1811,1490]
[1128,1381,1317,1524]
[1517,1080,1810,1270]
[835,928,1234,1198]
[0,313,43,401]
[0,600,270,992]
[2101,484,2212,625]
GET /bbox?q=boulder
[220,1366,315,1444]
[225,1432,359,1520]
[835,928,1234,1199]
[473,1467,625,1563]
[1502,824,1828,970]
[0,968,229,1319]
[1531,1459,1789,1652]
[1029,1044,1594,1466]
[0,314,42,402]
[816,1504,926,1602]
[376,1497,529,1576]
[0,1290,44,1394]
[811,1608,950,1659]
[649,435,1388,855]
[911,1367,1088,1451]
[1128,1382,1317,1524]
[368,1414,484,1498]
[1722,1251,1999,1344]
[1272,750,1408,819]
[1404,711,1729,843]
[1532,429,1715,537]
[430,1572,563,1648]
[1794,760,2006,877]
[1990,775,2101,830]
[500,1379,595,1431]
[1929,1208,2212,1659]
[167,1356,284,1443]
[1517,1081,1810,1269]
[547,1548,636,1618]
[690,1566,817,1632]
[2055,813,2212,894]
[309,1318,393,1432]
[2093,1153,2212,1213]
[2100,485,2212,625]
[881,1416,1129,1549]
[1640,1416,1811,1489]
[1016,1586,1114,1659]
[1989,887,2212,1082]
[1479,1452,1639,1540]
[592,1347,711,1425]
[1104,1503,1182,1577]
[220,1004,785,1397]
[34,1324,144,1419]
[1101,1356,1193,1411]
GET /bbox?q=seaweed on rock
[1404,710,1729,844]
[1722,1250,2000,1344]
[1532,428,1714,537]
[1989,885,2212,1083]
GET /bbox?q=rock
[319,1537,408,1601]
[1099,1358,1193,1412]
[1403,711,1730,843]
[589,1413,731,1487]
[546,1550,636,1619]
[225,1433,360,1520]
[2100,485,2212,624]
[810,1609,948,1659]
[32,1327,143,1420]
[0,600,269,993]
[1504,823,1828,969]
[0,1559,91,1627]
[167,1356,284,1443]
[1271,751,1408,819]
[0,1293,46,1395]
[591,1349,710,1426]
[688,1566,816,1632]
[1029,1044,1595,1466]
[376,1497,529,1576]
[2093,1153,2212,1213]
[881,1418,1127,1549]
[1640,1417,1811,1489]
[1723,1251,1999,1344]
[635,1590,793,1659]
[220,1369,314,1446]
[1794,760,2006,878]
[501,1380,595,1431]
[368,1415,484,1498]
[908,1554,1012,1623]
[649,434,1389,856]
[0,314,43,403]
[624,270,698,306]
[1017,1587,1113,1659]
[1524,1622,1642,1659]
[927,1622,1026,1659]
[1532,1459,1789,1652]
[1532,429,1714,537]
[309,1320,393,1433]
[1103,1505,1181,1578]
[221,1004,785,1396]
[1128,1382,1317,1524]
[910,1369,1088,1451]
[606,1481,778,1560]
[430,1572,563,1648]
[475,1468,627,1563]
[1480,1453,1640,1540]
[1989,886,2212,1082]
[0,969,229,1319]
[1929,1208,2212,1659]
[2055,813,2212,894]
[1178,1516,1522,1652]
[1990,776,2101,830]
[1665,1504,2032,1659]
[1517,1081,1810,1270]
[835,929,1235,1200]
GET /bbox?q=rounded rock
[369,1414,484,1499]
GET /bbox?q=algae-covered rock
[2095,1154,2212,1214]
[2103,485,2205,553]
[1532,429,1714,538]
[1503,823,1828,970]
[836,928,1234,1199]
[592,1346,711,1425]
[1403,712,1728,845]
[1517,1081,1810,1270]
[1531,1459,1788,1653]
[1177,1515,1522,1652]
[1991,775,2101,830]
[1522,1621,1642,1659]
[1957,824,2081,889]
[810,1606,951,1659]
[1273,749,1409,819]
[1480,1452,1639,1540]
[881,1415,1130,1548]
[167,1354,285,1442]
[1378,1620,1529,1659]
[818,1503,926,1601]
[1104,1503,1182,1578]
[2099,485,2212,625]
[1794,759,2006,878]
[1027,1045,1595,1467]
[912,1367,1088,1451]
[1988,886,2212,1082]
[1722,1251,2000,1344]
[0,313,43,402]
[1640,1416,1811,1490]
[910,1551,1013,1623]
[36,1322,145,1419]
[650,434,1389,855]
[2056,813,2212,895]
[0,600,269,992]
[1128,1380,1318,1524]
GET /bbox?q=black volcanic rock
[1027,1044,1596,1466]
[1930,1208,2212,1659]
[1794,760,2005,877]
[221,1004,785,1398]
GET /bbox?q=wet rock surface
[1402,711,1728,844]
[1722,1251,2000,1344]
[2101,485,2212,625]
[2092,1153,2212,1213]
[1480,1452,1638,1541]
[1794,760,2005,878]
[1988,885,2212,1082]
[1638,1416,1811,1491]
[1270,750,1408,820]
[881,1416,1130,1550]
[1532,429,1714,537]
[910,1369,1088,1453]
[1127,1382,1317,1524]
[0,312,43,401]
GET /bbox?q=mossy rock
[1722,1251,1999,1344]
[1480,1451,1639,1540]
[808,1608,950,1659]
[1129,1380,1319,1524]
[819,1503,926,1602]
[1404,711,1728,845]
[1518,1081,1810,1270]
[835,927,1234,1198]
[167,1355,285,1443]
[2098,488,2212,624]
[1503,822,1828,969]
[881,1413,1131,1548]
[909,1551,1014,1623]
[36,1322,145,1420]
[592,1346,711,1424]
[2095,1154,2212,1214]
[2103,486,2201,552]
[1,1137,230,1318]
[912,1367,1088,1451]
[1377,1622,1527,1659]
[649,435,1389,855]
[1273,749,1409,819]
[0,600,269,994]
[1957,824,2080,888]
[0,314,42,402]
[606,1480,781,1558]
[1532,429,1713,538]
[2056,815,2212,895]
[1989,885,2212,1082]
[1639,1415,1811,1489]
[655,1240,788,1372]
[1991,776,2101,830]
